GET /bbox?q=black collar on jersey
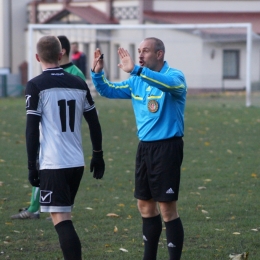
[60,62,73,69]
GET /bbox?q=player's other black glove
[90,151,105,179]
[28,161,40,187]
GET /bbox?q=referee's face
[138,39,161,72]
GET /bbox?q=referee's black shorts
[134,137,183,202]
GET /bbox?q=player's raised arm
[117,47,135,73]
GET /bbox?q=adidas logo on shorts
[168,242,176,248]
[166,188,174,194]
[143,235,148,241]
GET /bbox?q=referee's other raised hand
[92,48,104,73]
[117,47,135,73]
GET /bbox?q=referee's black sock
[164,217,184,260]
[142,214,162,260]
[55,220,82,260]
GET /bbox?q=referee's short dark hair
[57,35,71,56]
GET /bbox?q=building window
[223,50,239,79]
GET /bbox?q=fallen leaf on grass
[201,210,208,214]
[198,186,206,190]
[85,207,93,210]
[233,232,240,235]
[229,252,249,259]
[2,132,10,136]
[119,248,128,252]
[251,228,258,231]
[106,213,120,218]
[190,192,201,195]
[114,226,118,233]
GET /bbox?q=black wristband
[137,67,143,76]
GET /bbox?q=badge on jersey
[148,100,159,113]
[40,190,53,203]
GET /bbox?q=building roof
[143,11,260,34]
[43,5,119,24]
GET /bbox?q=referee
[25,35,105,260]
[91,37,187,260]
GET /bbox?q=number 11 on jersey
[58,99,76,132]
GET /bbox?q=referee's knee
[159,201,179,222]
[137,199,159,217]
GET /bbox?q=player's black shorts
[134,137,183,202]
[39,166,84,213]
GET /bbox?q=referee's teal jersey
[91,61,187,141]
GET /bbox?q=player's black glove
[90,151,105,179]
[28,161,40,187]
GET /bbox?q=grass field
[0,93,260,259]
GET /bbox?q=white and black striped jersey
[25,67,95,170]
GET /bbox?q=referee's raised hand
[92,48,104,73]
[117,47,134,73]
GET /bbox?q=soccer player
[91,37,186,260]
[11,35,87,220]
[25,35,105,259]
[71,41,87,77]
[58,36,86,79]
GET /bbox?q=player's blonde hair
[37,36,61,63]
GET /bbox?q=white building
[1,0,260,96]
